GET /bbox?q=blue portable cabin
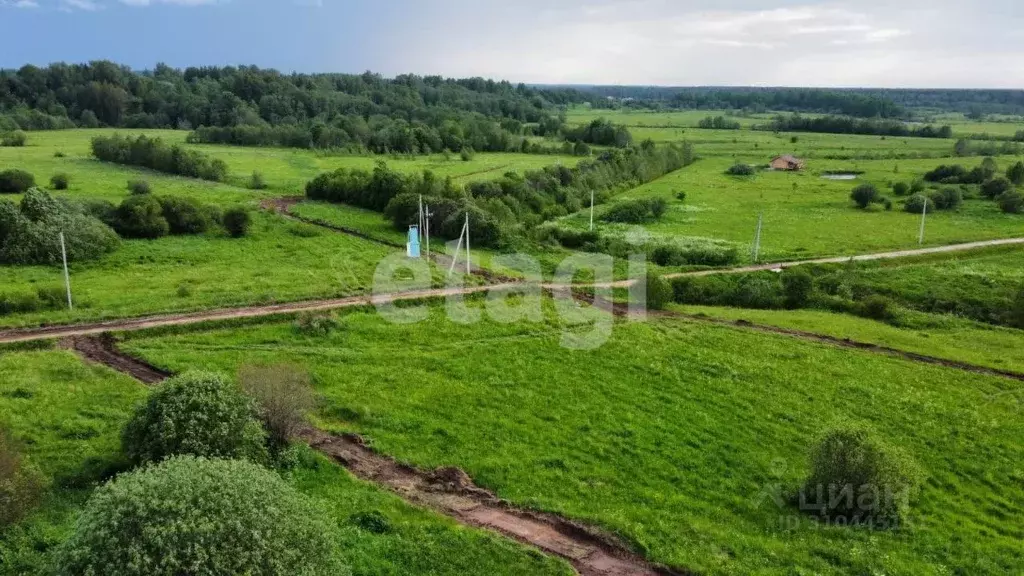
[407,225,420,258]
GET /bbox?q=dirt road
[1,238,1021,345]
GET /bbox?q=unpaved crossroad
[1,237,1021,345]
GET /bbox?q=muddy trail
[68,335,678,576]
[60,334,170,384]
[261,197,516,283]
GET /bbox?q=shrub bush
[54,456,344,576]
[850,184,879,209]
[239,364,316,453]
[891,182,909,196]
[801,424,922,525]
[636,271,673,311]
[930,187,963,210]
[248,171,267,190]
[223,207,252,237]
[858,294,895,322]
[121,371,267,465]
[0,425,46,527]
[903,194,934,214]
[114,195,169,239]
[601,198,667,223]
[158,196,212,235]
[91,134,228,182]
[0,190,119,265]
[127,179,151,195]
[1,131,27,147]
[1007,161,1024,186]
[294,312,340,336]
[0,169,35,193]
[998,191,1023,214]
[1010,288,1024,329]
[734,275,782,309]
[50,173,70,190]
[726,163,756,176]
[980,177,1012,199]
[782,268,814,309]
[651,243,738,267]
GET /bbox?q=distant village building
[770,155,806,171]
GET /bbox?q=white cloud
[388,0,1024,88]
[61,0,100,10]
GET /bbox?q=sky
[2,0,1023,88]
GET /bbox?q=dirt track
[1,237,1022,346]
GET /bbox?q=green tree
[850,184,880,209]
[114,195,169,239]
[121,371,267,465]
[54,456,345,576]
[981,177,1013,199]
[1006,161,1024,185]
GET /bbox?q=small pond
[821,173,859,180]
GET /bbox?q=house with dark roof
[770,155,806,171]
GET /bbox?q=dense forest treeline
[306,141,694,248]
[556,85,1024,117]
[755,115,953,138]
[0,61,598,153]
[562,86,905,118]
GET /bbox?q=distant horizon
[3,60,1023,93]
[2,1,1023,89]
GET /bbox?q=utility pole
[465,212,470,276]
[918,199,927,245]
[424,204,432,261]
[59,231,72,310]
[751,212,763,263]
[418,195,424,242]
[589,190,595,231]
[447,215,472,278]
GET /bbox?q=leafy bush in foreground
[0,169,35,193]
[800,424,922,525]
[54,456,345,576]
[121,371,267,466]
[0,189,120,265]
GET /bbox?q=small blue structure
[407,225,420,258]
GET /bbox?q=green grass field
[675,304,1024,373]
[0,211,402,328]
[0,348,573,576]
[121,299,1024,576]
[565,106,1024,140]
[560,154,1024,262]
[1,129,582,200]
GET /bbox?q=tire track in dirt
[66,335,681,576]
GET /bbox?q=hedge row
[91,134,228,182]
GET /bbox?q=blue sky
[2,0,1024,88]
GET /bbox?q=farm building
[770,155,806,171]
